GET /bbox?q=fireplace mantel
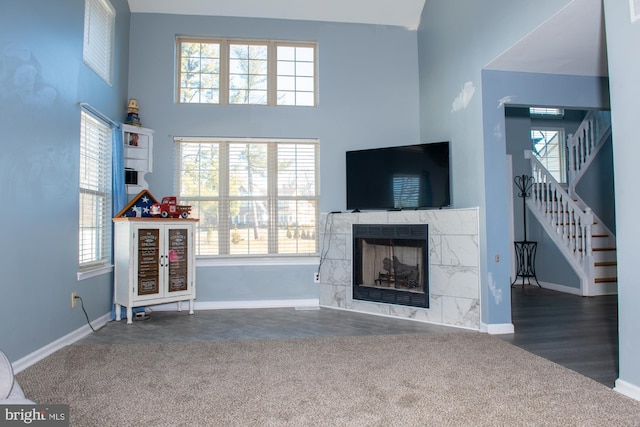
[318,208,480,330]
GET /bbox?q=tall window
[177,38,317,106]
[175,138,319,257]
[79,111,112,269]
[83,0,115,84]
[531,128,566,183]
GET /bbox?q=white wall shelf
[122,124,154,195]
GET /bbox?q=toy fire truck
[150,196,191,218]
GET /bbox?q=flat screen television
[346,142,451,211]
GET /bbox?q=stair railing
[527,151,594,268]
[567,110,612,195]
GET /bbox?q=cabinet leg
[189,299,194,315]
[177,301,182,312]
[115,304,121,321]
[126,306,133,325]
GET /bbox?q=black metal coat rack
[512,174,540,287]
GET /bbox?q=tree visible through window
[177,38,317,106]
[229,43,268,105]
[175,138,319,256]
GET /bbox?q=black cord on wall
[317,212,337,278]
[74,295,96,332]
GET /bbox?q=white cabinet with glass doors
[113,218,198,324]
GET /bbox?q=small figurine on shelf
[125,98,141,127]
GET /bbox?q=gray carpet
[16,333,640,426]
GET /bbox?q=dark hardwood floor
[498,285,619,387]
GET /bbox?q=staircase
[525,111,617,296]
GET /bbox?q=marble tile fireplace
[318,209,480,330]
[352,224,428,308]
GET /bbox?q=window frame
[174,137,320,259]
[83,0,115,85]
[531,127,567,183]
[176,37,318,107]
[78,110,113,278]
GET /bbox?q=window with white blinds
[83,0,115,84]
[79,111,112,269]
[175,138,319,257]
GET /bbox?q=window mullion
[267,142,278,253]
[219,142,230,254]
[268,42,277,106]
[220,40,230,105]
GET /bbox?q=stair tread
[595,277,617,283]
[595,261,617,266]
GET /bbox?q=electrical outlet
[71,292,78,308]
[314,272,320,283]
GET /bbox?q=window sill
[196,256,320,267]
[77,264,113,281]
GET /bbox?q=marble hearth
[318,208,480,330]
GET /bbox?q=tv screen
[346,142,451,211]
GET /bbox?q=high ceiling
[127,0,427,30]
[127,0,607,77]
[486,0,607,77]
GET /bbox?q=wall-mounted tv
[346,142,451,211]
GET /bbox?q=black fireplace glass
[352,224,429,308]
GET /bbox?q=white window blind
[79,111,112,269]
[83,0,115,84]
[175,138,319,257]
[529,107,564,118]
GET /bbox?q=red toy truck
[150,197,191,218]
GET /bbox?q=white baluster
[584,208,593,258]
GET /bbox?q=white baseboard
[537,281,618,297]
[586,282,618,296]
[480,322,514,335]
[614,379,640,401]
[537,281,582,295]
[12,312,111,374]
[148,299,320,312]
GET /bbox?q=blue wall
[0,0,130,362]
[417,0,576,327]
[576,135,616,232]
[603,0,640,394]
[127,13,421,303]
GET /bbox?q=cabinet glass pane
[168,228,189,292]
[137,229,160,295]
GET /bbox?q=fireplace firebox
[352,224,428,308]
